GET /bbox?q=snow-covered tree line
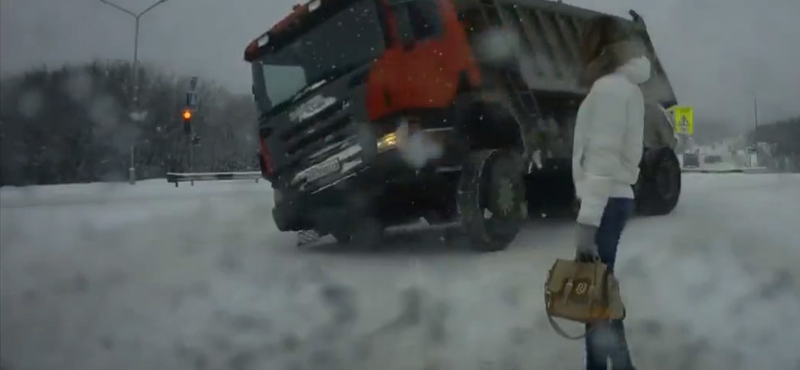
[0,60,258,186]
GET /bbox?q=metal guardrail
[166,171,263,187]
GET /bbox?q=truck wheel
[636,148,681,216]
[458,150,526,252]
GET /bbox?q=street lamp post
[752,91,759,141]
[99,0,171,184]
[748,91,760,167]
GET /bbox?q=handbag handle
[546,311,597,340]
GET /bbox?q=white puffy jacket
[572,56,652,226]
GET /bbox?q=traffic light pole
[189,130,195,173]
[185,78,199,174]
[181,108,194,173]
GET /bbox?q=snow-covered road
[1,174,799,370]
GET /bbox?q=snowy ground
[1,174,799,370]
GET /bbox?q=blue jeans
[585,197,635,370]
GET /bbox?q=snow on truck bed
[1,174,799,370]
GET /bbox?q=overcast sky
[2,0,799,131]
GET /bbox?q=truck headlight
[377,132,397,152]
[376,116,423,153]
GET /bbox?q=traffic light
[182,109,192,135]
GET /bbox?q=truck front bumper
[272,134,463,233]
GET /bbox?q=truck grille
[283,116,351,156]
[277,101,354,168]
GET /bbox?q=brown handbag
[544,258,626,340]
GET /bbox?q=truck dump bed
[457,0,677,106]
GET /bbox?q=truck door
[391,0,449,109]
[367,0,476,120]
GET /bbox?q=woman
[572,15,651,370]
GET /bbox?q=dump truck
[245,0,682,251]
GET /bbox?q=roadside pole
[129,146,135,184]
[98,0,173,184]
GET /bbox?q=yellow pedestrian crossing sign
[673,106,694,135]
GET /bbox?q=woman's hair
[578,16,630,85]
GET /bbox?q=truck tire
[635,147,681,216]
[457,150,526,252]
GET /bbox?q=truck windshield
[253,0,385,114]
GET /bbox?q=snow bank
[1,174,799,370]
[0,179,272,208]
